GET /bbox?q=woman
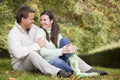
[36,10,108,77]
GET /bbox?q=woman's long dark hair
[40,10,59,48]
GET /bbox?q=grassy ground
[0,59,120,80]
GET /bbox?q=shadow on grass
[80,47,120,69]
[0,48,10,58]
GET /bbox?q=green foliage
[0,0,120,55]
[59,0,120,54]
[0,0,14,50]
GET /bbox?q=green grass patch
[0,58,120,80]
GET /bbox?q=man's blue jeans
[49,38,74,73]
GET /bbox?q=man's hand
[36,38,45,48]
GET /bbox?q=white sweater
[7,21,43,65]
[35,28,63,62]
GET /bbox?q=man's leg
[17,51,60,76]
[27,51,62,76]
[76,56,92,72]
[30,51,73,77]
[76,52,108,75]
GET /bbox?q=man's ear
[21,17,25,23]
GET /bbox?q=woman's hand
[62,44,76,54]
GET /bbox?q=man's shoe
[57,70,72,78]
[86,68,108,75]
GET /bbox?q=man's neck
[26,28,30,34]
[19,23,26,30]
[19,23,30,34]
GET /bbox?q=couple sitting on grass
[7,6,108,78]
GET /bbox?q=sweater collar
[45,27,51,34]
[15,21,29,34]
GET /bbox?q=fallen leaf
[6,70,10,74]
[22,72,26,77]
[69,74,80,80]
[9,77,16,80]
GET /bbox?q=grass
[0,58,120,80]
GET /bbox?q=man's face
[22,13,34,30]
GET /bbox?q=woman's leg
[49,58,73,74]
[59,38,81,75]
[59,38,73,63]
[59,37,92,72]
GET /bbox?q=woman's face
[40,14,53,29]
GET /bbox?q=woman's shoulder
[35,28,46,40]
[37,28,45,33]
[36,28,46,37]
[31,24,44,32]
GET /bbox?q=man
[7,6,72,78]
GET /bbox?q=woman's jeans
[49,38,74,73]
[59,38,74,63]
[49,58,73,73]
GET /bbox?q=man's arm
[7,33,41,59]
